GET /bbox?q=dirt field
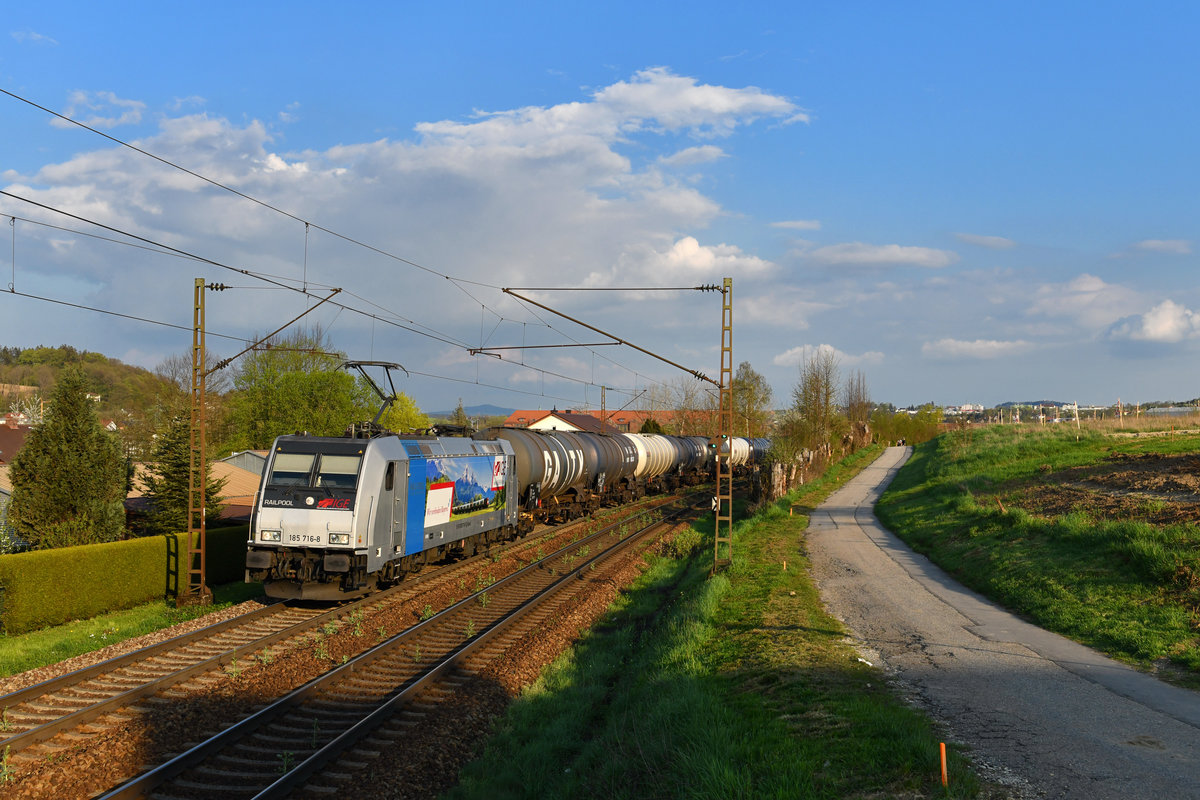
[1002,451,1200,525]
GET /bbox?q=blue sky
[2,2,1198,413]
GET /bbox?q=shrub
[0,525,249,634]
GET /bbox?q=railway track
[98,497,699,799]
[0,601,317,756]
[0,493,692,798]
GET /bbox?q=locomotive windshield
[269,453,316,486]
[267,452,363,491]
[316,455,361,489]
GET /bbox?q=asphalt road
[806,446,1200,799]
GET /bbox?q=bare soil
[998,451,1200,524]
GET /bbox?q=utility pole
[179,278,213,607]
[498,282,731,566]
[713,277,733,572]
[176,280,341,608]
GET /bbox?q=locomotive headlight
[260,530,281,542]
[329,533,351,545]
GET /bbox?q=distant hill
[995,400,1069,408]
[426,404,514,420]
[0,345,176,420]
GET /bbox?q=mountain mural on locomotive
[423,454,507,527]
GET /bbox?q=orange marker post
[940,742,948,787]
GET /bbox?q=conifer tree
[451,398,470,427]
[8,367,128,548]
[142,414,226,535]
[639,417,665,434]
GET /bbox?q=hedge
[0,525,250,635]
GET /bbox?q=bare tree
[155,351,233,399]
[843,369,871,426]
[640,380,673,431]
[791,348,841,458]
[668,376,704,435]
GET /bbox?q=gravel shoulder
[806,446,1200,800]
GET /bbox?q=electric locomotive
[246,431,518,600]
[245,423,766,601]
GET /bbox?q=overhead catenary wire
[2,88,682,393]
[0,285,629,406]
[1,89,694,402]
[0,86,685,387]
[0,189,472,351]
[0,87,489,288]
[505,288,718,386]
[2,195,676,402]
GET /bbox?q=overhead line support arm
[502,288,718,387]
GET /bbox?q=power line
[505,288,718,386]
[0,88,681,384]
[0,195,472,351]
[0,285,636,405]
[1,90,688,402]
[1,87,488,288]
[1,288,248,342]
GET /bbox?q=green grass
[0,582,264,678]
[449,445,986,799]
[877,426,1200,681]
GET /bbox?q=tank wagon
[246,428,766,600]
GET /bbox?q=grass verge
[449,445,985,799]
[0,582,263,678]
[877,425,1200,683]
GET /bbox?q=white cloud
[169,95,207,112]
[808,242,958,268]
[740,290,834,330]
[3,69,801,398]
[1028,273,1144,330]
[659,145,726,166]
[771,219,821,231]
[417,67,802,150]
[1133,239,1192,255]
[11,30,58,45]
[1107,300,1200,343]
[594,236,774,285]
[592,67,806,134]
[954,232,1015,249]
[921,338,1034,359]
[772,343,884,367]
[51,90,145,130]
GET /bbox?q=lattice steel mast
[180,278,213,606]
[713,277,734,571]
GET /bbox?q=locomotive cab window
[269,453,316,486]
[316,455,362,490]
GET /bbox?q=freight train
[245,427,769,600]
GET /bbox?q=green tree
[731,361,774,437]
[8,367,128,548]
[141,414,227,535]
[226,326,374,450]
[380,392,431,433]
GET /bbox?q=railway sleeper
[239,738,323,755]
[175,776,265,794]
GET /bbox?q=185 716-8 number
[286,533,322,544]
